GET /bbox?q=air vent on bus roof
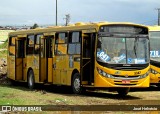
[75,22,85,26]
[99,21,108,23]
[68,24,75,26]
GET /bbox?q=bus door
[46,35,54,83]
[15,37,26,81]
[53,32,68,85]
[40,37,46,82]
[40,33,54,83]
[81,30,96,85]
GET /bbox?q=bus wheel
[72,73,82,94]
[117,88,130,96]
[27,70,35,90]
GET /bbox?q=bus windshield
[97,36,149,64]
[150,31,160,62]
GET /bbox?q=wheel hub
[74,78,80,91]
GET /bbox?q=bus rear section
[149,26,160,86]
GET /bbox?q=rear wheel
[27,70,35,90]
[117,88,130,96]
[72,73,83,94]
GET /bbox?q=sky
[0,0,159,26]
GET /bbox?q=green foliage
[0,40,8,58]
[0,40,8,49]
[0,50,7,58]
[30,23,39,29]
[0,30,14,41]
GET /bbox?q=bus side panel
[34,56,40,83]
[8,56,15,80]
[23,58,27,81]
[60,56,67,85]
[56,56,66,85]
[66,55,80,86]
[27,56,40,82]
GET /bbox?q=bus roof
[148,26,160,31]
[9,22,147,36]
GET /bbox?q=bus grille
[112,75,140,80]
[114,83,137,86]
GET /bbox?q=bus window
[16,40,25,58]
[55,33,68,55]
[9,37,16,56]
[68,32,81,54]
[34,35,41,54]
[27,35,34,55]
[9,37,15,46]
[46,36,53,57]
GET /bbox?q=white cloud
[0,0,159,25]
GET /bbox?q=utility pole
[156,8,160,25]
[56,0,58,26]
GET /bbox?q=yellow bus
[8,22,150,96]
[149,26,160,86]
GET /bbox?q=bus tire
[27,70,35,90]
[117,88,130,96]
[72,73,82,94]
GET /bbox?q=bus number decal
[150,50,160,57]
[134,71,141,75]
[97,50,110,62]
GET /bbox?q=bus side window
[55,33,67,55]
[68,32,81,54]
[9,37,16,56]
[16,40,25,58]
[27,35,34,55]
[34,35,41,55]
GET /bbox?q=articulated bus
[8,22,150,96]
[149,26,160,86]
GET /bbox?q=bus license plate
[122,80,130,84]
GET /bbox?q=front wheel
[27,70,35,90]
[117,88,130,96]
[72,73,83,94]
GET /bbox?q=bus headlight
[97,68,114,78]
[102,72,107,77]
[151,69,158,74]
[107,74,113,78]
[139,71,150,78]
[97,68,103,75]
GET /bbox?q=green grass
[0,40,8,49]
[0,30,14,41]
[0,40,8,58]
[0,50,7,58]
[0,86,38,105]
[0,85,71,105]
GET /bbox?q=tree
[30,23,39,29]
[64,14,70,26]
